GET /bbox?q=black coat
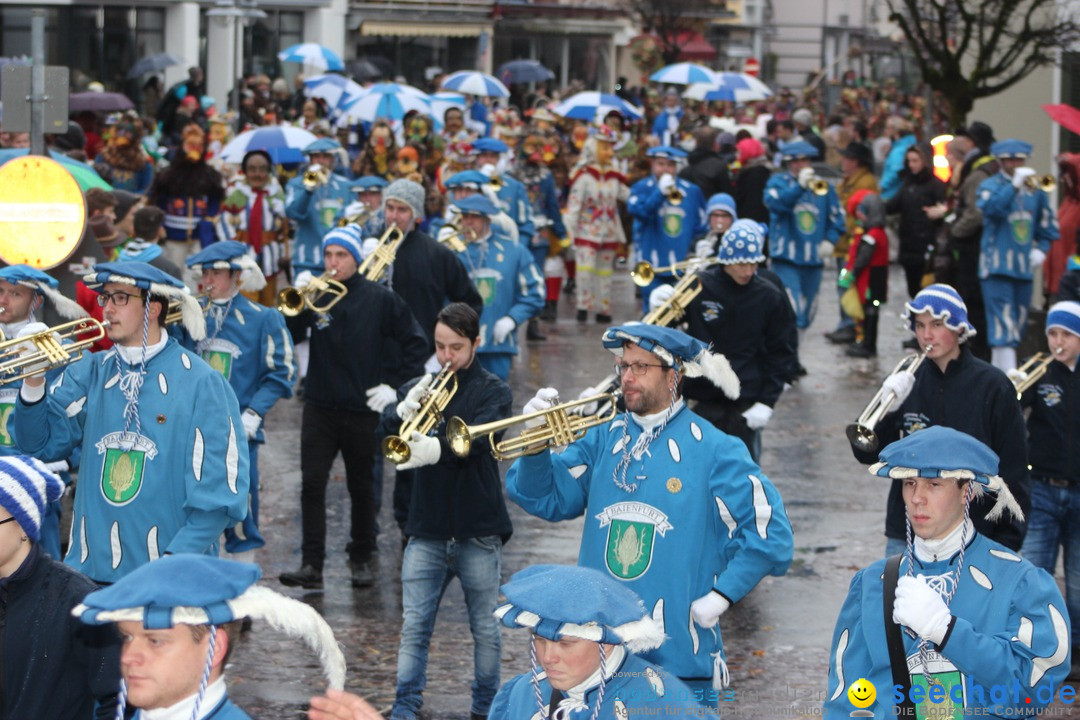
[1023,357,1080,482]
[851,346,1030,549]
[389,360,514,541]
[732,162,772,226]
[0,544,120,720]
[885,167,948,264]
[289,272,428,413]
[679,148,734,200]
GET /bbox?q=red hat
[846,188,874,217]
[736,137,764,165]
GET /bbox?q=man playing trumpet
[506,324,793,701]
[847,283,1029,554]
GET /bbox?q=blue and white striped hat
[718,219,766,265]
[903,283,977,340]
[1047,301,1080,338]
[0,455,64,542]
[322,226,365,264]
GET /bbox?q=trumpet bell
[845,423,880,454]
[1027,174,1056,192]
[381,435,412,464]
[630,261,655,287]
[810,179,830,196]
[276,287,306,317]
[844,348,930,453]
[668,188,684,206]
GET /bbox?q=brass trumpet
[446,392,619,460]
[631,258,720,287]
[845,348,930,453]
[337,207,371,228]
[358,226,406,283]
[488,175,503,192]
[302,166,330,191]
[439,222,475,253]
[383,364,459,464]
[641,271,704,327]
[1026,174,1056,193]
[164,293,210,326]
[1011,351,1054,397]
[667,186,684,206]
[810,178,830,196]
[0,318,109,385]
[275,270,347,317]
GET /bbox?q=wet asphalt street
[224,264,1070,719]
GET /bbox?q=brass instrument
[337,207,371,228]
[275,270,347,317]
[1011,351,1054,397]
[382,364,459,464]
[164,293,210,326]
[489,175,503,191]
[358,226,406,283]
[631,258,720,287]
[1026,174,1056,193]
[641,271,704,327]
[438,222,475,253]
[667,186,684,206]
[845,348,930,453]
[810,178,830,196]
[302,166,330,191]
[0,318,109,385]
[446,392,619,461]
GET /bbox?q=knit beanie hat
[903,283,977,341]
[718,219,766,265]
[384,178,425,219]
[0,456,64,542]
[1047,301,1080,338]
[706,193,738,220]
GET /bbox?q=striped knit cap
[0,455,64,541]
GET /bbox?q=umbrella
[429,92,466,127]
[1043,104,1080,137]
[219,126,319,165]
[0,149,111,191]
[649,62,720,86]
[304,74,366,113]
[441,71,509,98]
[552,91,643,122]
[497,60,555,85]
[684,73,773,103]
[126,52,184,79]
[68,92,135,113]
[277,43,344,72]
[339,83,431,124]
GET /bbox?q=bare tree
[626,0,720,65]
[887,0,1080,126]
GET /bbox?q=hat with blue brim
[303,138,342,154]
[444,170,490,190]
[869,426,1023,523]
[493,564,664,653]
[452,194,499,218]
[471,137,509,154]
[718,219,767,265]
[601,324,739,400]
[0,264,87,321]
[779,140,820,160]
[902,283,976,341]
[84,261,206,340]
[322,225,366,265]
[1046,301,1080,338]
[350,176,389,192]
[646,145,688,160]
[990,139,1032,159]
[186,240,267,293]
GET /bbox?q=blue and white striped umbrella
[649,62,721,86]
[684,73,773,102]
[552,91,643,121]
[304,74,366,112]
[219,126,319,165]
[441,71,509,98]
[338,82,432,123]
[277,43,344,72]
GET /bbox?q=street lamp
[207,0,266,130]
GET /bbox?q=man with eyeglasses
[13,261,251,585]
[506,324,793,703]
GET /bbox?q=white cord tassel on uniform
[38,284,90,320]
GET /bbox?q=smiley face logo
[847,678,876,708]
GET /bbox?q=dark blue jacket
[1023,357,1080,482]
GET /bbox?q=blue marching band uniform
[285,139,354,274]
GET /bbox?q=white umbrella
[277,43,344,72]
[338,83,432,124]
[649,62,720,86]
[441,71,510,98]
[304,74,366,112]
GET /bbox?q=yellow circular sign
[0,155,86,269]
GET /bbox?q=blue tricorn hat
[186,240,266,292]
[84,261,206,340]
[779,140,820,160]
[0,264,87,320]
[471,137,509,154]
[990,139,1032,159]
[602,324,739,400]
[493,565,665,653]
[452,194,499,217]
[444,169,490,189]
[645,145,688,160]
[303,137,342,153]
[350,175,389,192]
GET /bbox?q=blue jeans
[1021,480,1080,646]
[392,536,503,720]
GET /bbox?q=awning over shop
[674,31,716,61]
[360,21,490,37]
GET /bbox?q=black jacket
[683,268,796,408]
[1023,357,1080,482]
[732,162,772,226]
[851,346,1030,549]
[289,272,428,413]
[885,167,948,264]
[389,360,514,541]
[679,149,734,200]
[390,229,483,351]
[0,544,120,720]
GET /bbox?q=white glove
[741,402,774,430]
[365,383,397,413]
[493,316,516,344]
[397,374,434,422]
[361,237,379,259]
[575,386,601,417]
[14,322,54,378]
[424,353,443,374]
[694,239,716,259]
[893,575,952,645]
[343,200,367,221]
[818,240,835,258]
[881,370,917,413]
[479,163,497,179]
[293,270,314,290]
[241,408,261,440]
[649,284,676,311]
[1030,248,1047,268]
[1011,167,1038,190]
[42,459,69,474]
[690,591,731,628]
[797,166,816,189]
[658,173,676,195]
[397,431,441,471]
[524,387,560,429]
[1007,367,1028,384]
[437,224,459,245]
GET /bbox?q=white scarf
[552,646,626,719]
[913,520,970,563]
[115,334,168,366]
[139,676,226,720]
